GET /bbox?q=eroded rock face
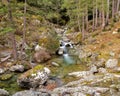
[17,65,50,89]
[105,59,118,68]
[12,90,50,96]
[33,50,51,63]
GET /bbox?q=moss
[32,65,44,73]
[19,65,44,79]
[0,73,13,81]
[0,82,8,87]
[0,73,23,95]
[38,27,48,32]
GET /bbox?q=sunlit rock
[98,68,107,74]
[17,65,50,88]
[51,62,59,67]
[0,89,9,96]
[0,68,5,74]
[105,59,118,68]
[10,65,24,72]
[12,90,50,96]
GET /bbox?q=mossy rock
[0,73,13,81]
[18,65,44,79]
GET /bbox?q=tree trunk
[7,0,17,60]
[85,6,88,32]
[82,16,85,40]
[114,0,117,14]
[20,0,27,60]
[92,8,95,31]
[95,2,98,29]
[77,0,81,32]
[112,0,115,19]
[117,0,120,13]
[102,0,105,30]
[106,0,109,25]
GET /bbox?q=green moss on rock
[18,65,44,79]
[0,74,13,81]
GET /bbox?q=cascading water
[63,53,75,64]
[59,40,75,64]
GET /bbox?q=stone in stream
[105,59,118,68]
[51,62,59,67]
[17,65,50,88]
[10,65,24,72]
[0,89,9,96]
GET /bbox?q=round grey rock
[105,59,118,68]
[0,89,9,96]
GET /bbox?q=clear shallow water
[48,55,88,83]
[63,54,75,65]
[0,54,88,95]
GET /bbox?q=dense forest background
[1,0,120,95]
[0,0,120,60]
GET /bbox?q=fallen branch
[0,55,11,63]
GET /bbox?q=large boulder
[33,49,51,63]
[17,65,50,88]
[105,59,118,68]
[12,90,50,96]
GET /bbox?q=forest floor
[85,21,120,60]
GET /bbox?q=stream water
[0,41,88,95]
[0,53,88,95]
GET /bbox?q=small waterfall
[59,40,75,64]
[63,53,74,64]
